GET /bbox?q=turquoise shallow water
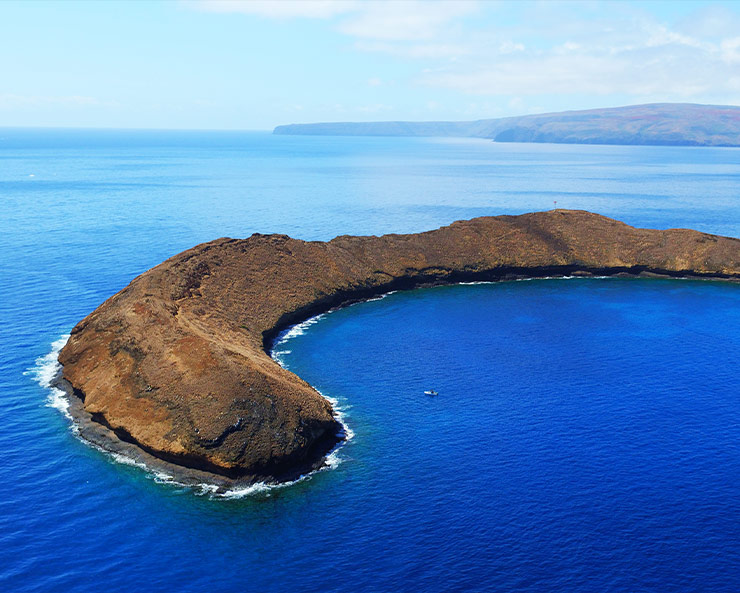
[2,130,739,591]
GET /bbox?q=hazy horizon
[2,100,738,134]
[2,0,740,130]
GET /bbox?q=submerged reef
[56,210,740,486]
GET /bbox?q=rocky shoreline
[53,371,344,490]
[55,210,740,486]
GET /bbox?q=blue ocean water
[2,130,739,591]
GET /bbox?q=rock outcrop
[57,210,740,485]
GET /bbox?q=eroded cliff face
[57,210,740,483]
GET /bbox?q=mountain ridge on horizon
[274,103,740,147]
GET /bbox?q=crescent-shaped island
[55,210,740,487]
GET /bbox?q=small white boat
[424,390,438,396]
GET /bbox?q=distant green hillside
[273,103,740,147]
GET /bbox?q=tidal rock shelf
[56,210,740,487]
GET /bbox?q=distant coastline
[274,102,740,147]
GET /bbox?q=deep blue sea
[2,129,739,592]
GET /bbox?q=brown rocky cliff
[57,210,740,483]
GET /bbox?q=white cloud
[398,6,740,103]
[674,4,740,39]
[422,54,625,96]
[499,41,525,54]
[645,24,709,51]
[508,96,524,110]
[357,103,393,113]
[191,0,357,19]
[191,0,478,43]
[338,0,477,41]
[721,37,740,64]
[355,41,469,59]
[188,0,740,108]
[420,42,730,99]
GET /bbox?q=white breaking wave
[28,335,181,485]
[275,313,326,343]
[207,393,355,498]
[460,276,610,285]
[30,327,353,500]
[271,291,401,360]
[216,474,307,499]
[29,277,612,499]
[25,333,72,420]
[271,311,356,444]
[319,390,355,442]
[108,452,175,484]
[363,290,397,303]
[268,311,357,493]
[270,314,326,366]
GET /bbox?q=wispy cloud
[355,41,469,60]
[191,0,477,40]
[337,1,477,42]
[191,0,357,19]
[419,20,739,100]
[356,103,394,113]
[721,37,740,64]
[188,0,740,107]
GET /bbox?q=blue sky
[1,0,739,129]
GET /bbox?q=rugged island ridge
[57,211,740,485]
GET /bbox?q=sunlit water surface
[2,130,739,591]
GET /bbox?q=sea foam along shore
[56,211,740,491]
[29,277,698,498]
[28,279,614,497]
[28,334,196,489]
[270,311,356,445]
[30,318,355,499]
[26,334,72,421]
